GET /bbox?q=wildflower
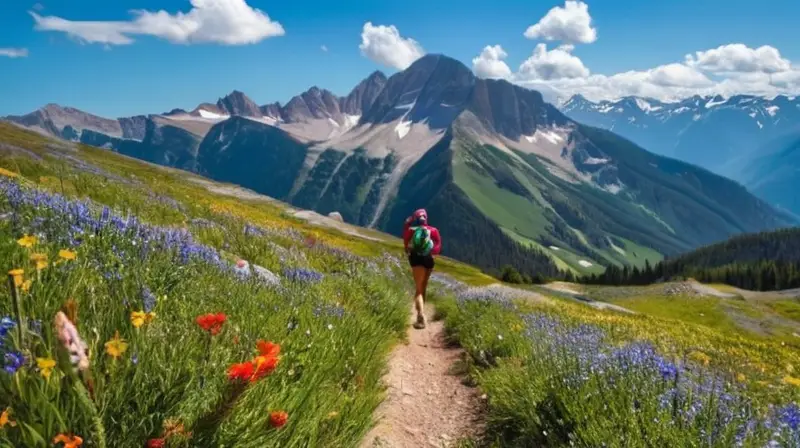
[58,249,77,261]
[141,287,157,313]
[0,317,15,339]
[234,259,250,277]
[30,253,49,270]
[269,411,288,428]
[688,350,711,366]
[53,434,83,448]
[37,357,56,380]
[8,269,24,288]
[227,362,255,382]
[326,411,339,420]
[131,311,156,329]
[251,355,279,383]
[783,376,800,387]
[3,352,24,374]
[54,311,90,372]
[257,340,280,358]
[104,331,128,359]
[196,313,226,336]
[16,235,37,248]
[21,279,32,292]
[0,167,19,178]
[162,419,189,438]
[736,373,747,383]
[0,407,16,428]
[146,439,165,448]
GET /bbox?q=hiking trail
[360,304,485,448]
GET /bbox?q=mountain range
[561,94,800,173]
[3,54,795,276]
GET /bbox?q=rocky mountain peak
[216,90,261,117]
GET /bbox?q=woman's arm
[402,225,412,254]
[430,227,442,255]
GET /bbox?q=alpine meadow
[2,0,800,446]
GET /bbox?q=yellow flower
[37,357,56,380]
[30,253,49,271]
[8,269,24,287]
[16,235,37,248]
[783,376,800,387]
[0,167,19,178]
[21,279,32,292]
[130,311,156,328]
[736,373,747,383]
[58,249,77,261]
[325,411,340,420]
[104,331,128,359]
[688,350,711,366]
[0,407,16,428]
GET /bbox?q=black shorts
[408,254,435,270]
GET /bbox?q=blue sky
[1,0,799,117]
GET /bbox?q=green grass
[609,295,743,335]
[768,299,800,322]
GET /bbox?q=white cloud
[472,45,512,79]
[359,22,425,70]
[502,42,800,103]
[685,44,791,74]
[516,43,590,81]
[30,0,285,46]
[0,48,29,58]
[524,1,596,44]
[321,44,328,52]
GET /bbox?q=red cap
[413,209,427,221]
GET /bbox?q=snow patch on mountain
[395,120,411,139]
[198,109,230,120]
[766,105,779,117]
[635,98,661,113]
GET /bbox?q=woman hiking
[402,209,441,329]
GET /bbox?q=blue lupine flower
[141,287,157,313]
[0,317,15,339]
[3,351,25,374]
[283,268,324,284]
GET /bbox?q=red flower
[269,411,288,428]
[146,439,165,448]
[257,340,280,358]
[227,362,255,382]
[251,355,279,383]
[196,313,226,335]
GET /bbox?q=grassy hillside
[0,122,493,447]
[1,122,798,447]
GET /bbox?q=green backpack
[410,226,434,256]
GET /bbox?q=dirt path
[360,305,484,448]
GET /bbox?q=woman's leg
[411,266,427,327]
[422,268,433,301]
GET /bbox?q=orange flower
[53,434,83,448]
[257,340,280,358]
[196,313,226,336]
[251,355,279,383]
[227,362,255,382]
[0,407,16,428]
[269,411,288,428]
[146,439,165,448]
